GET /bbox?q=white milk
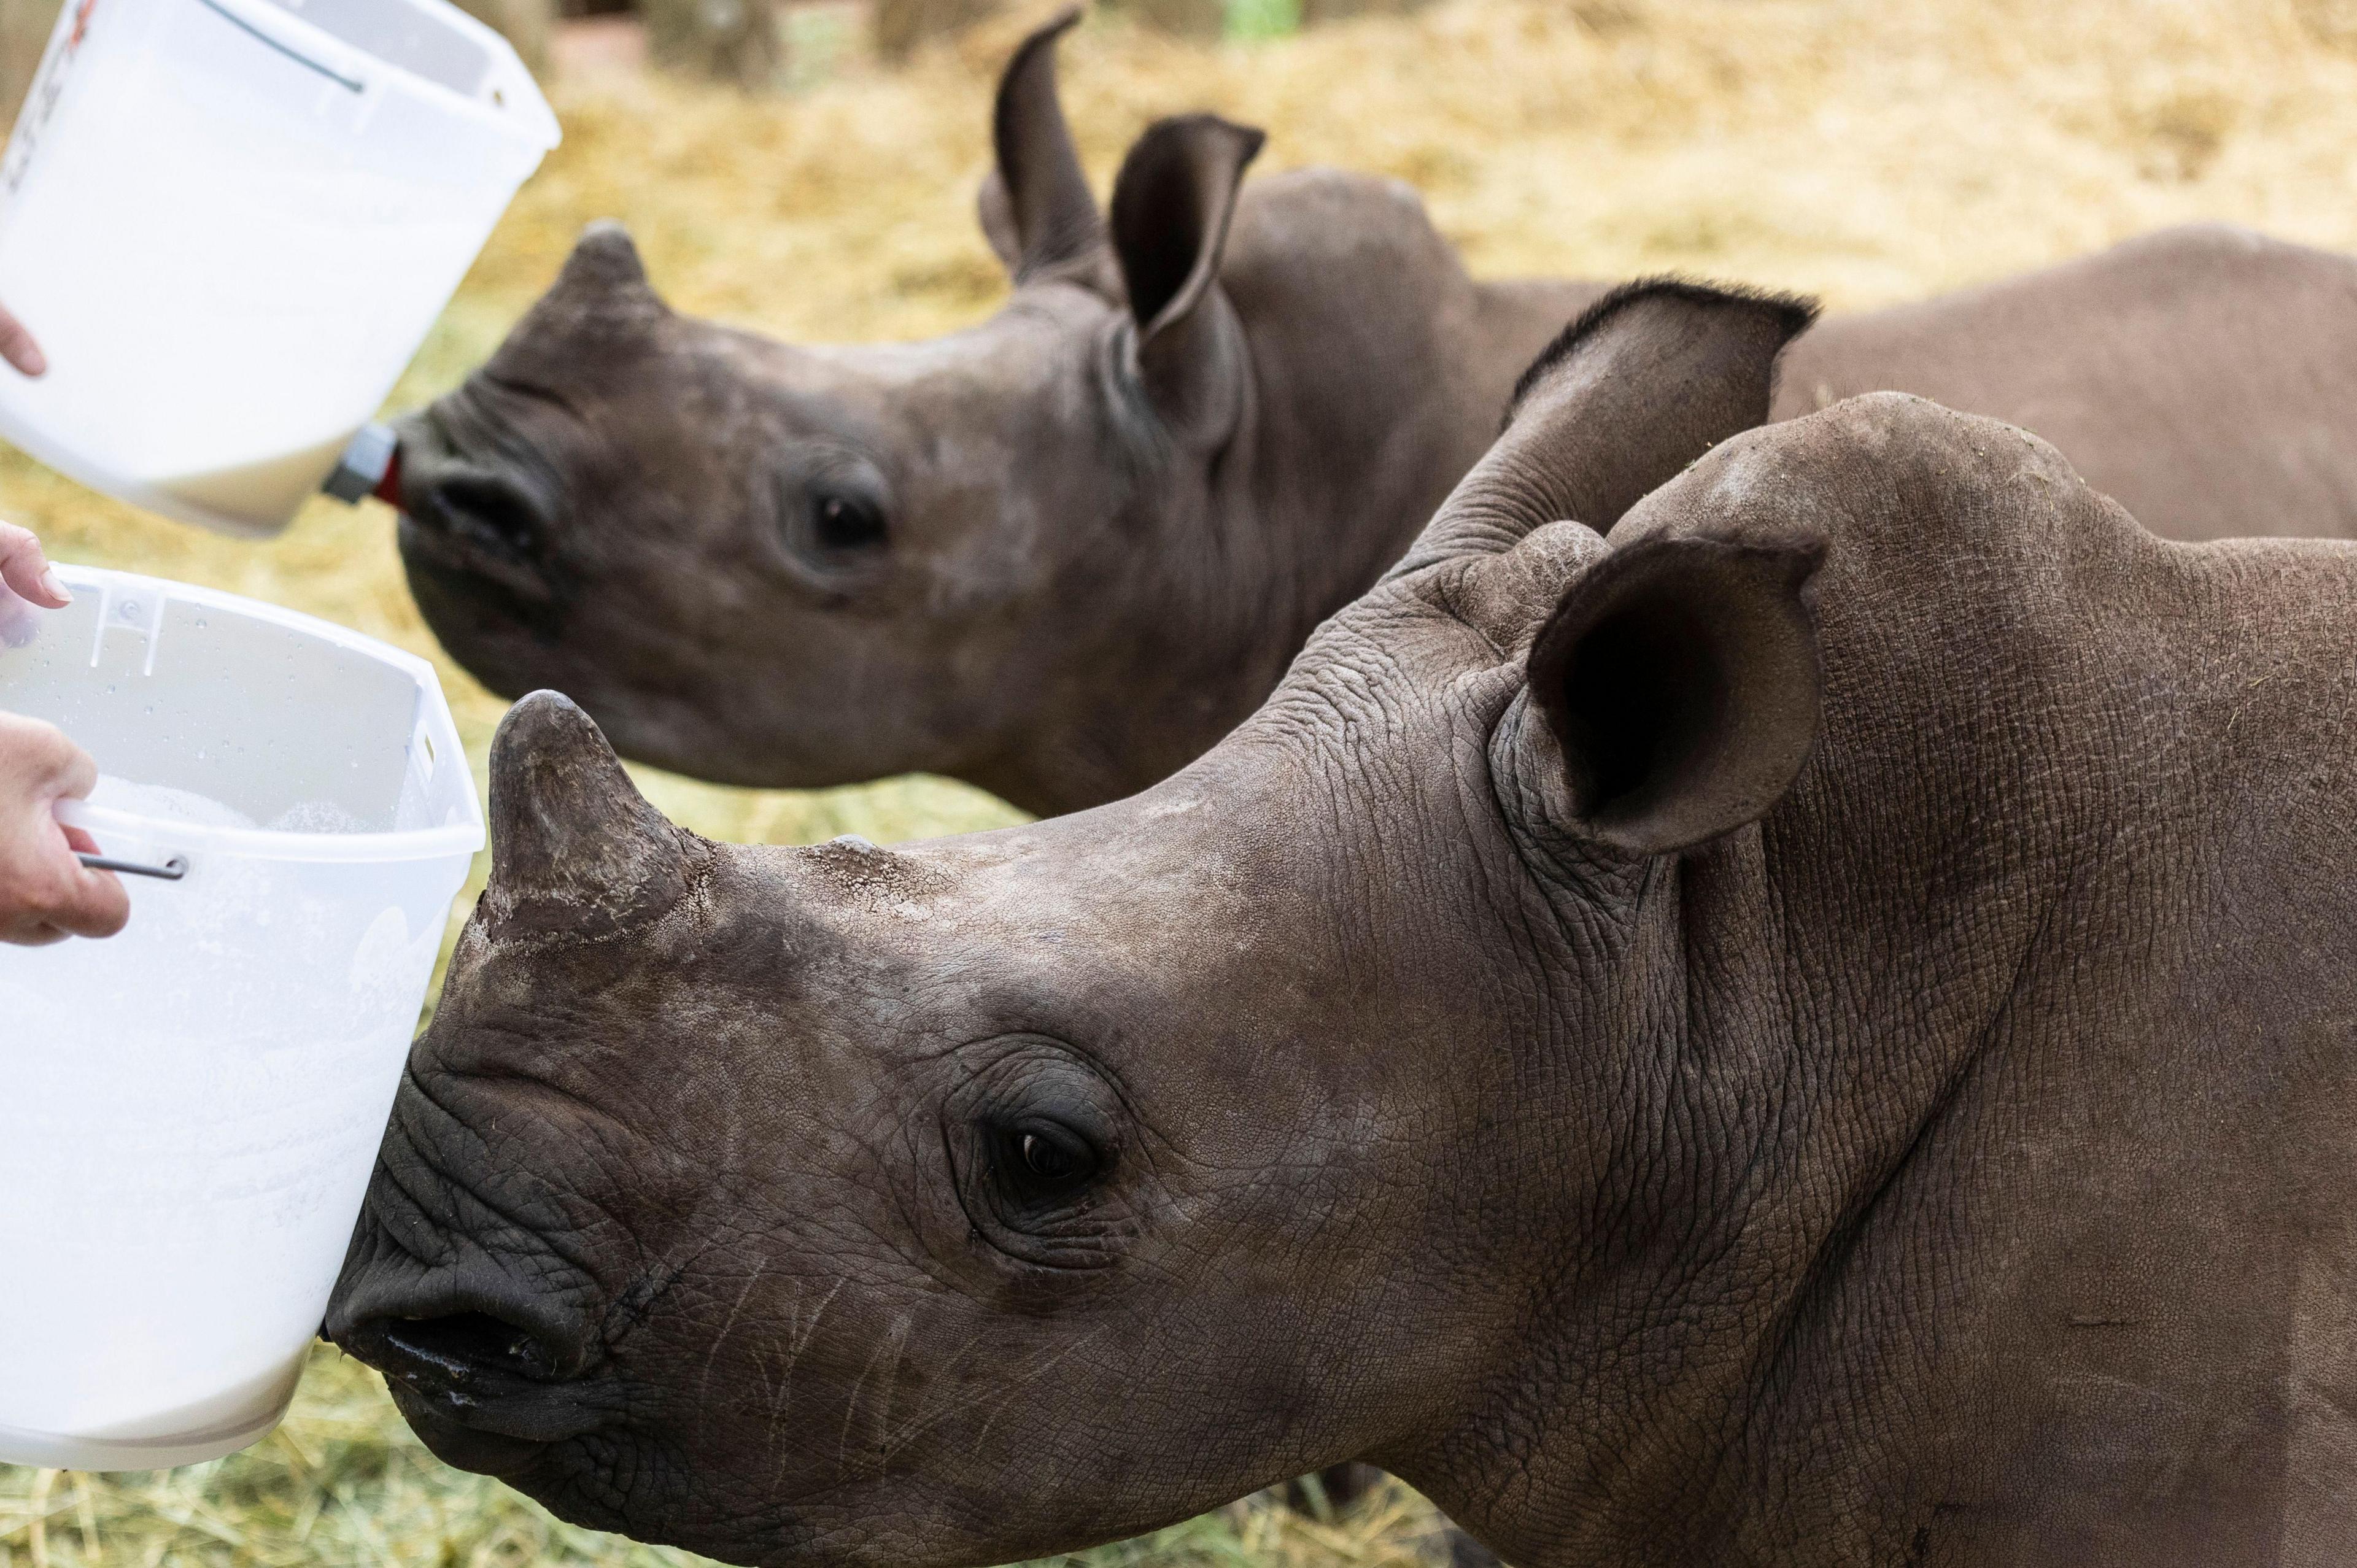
[89,775,257,830]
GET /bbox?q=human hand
[0,520,72,611]
[0,711,127,944]
[0,522,114,942]
[0,299,47,377]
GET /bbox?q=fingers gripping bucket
[0,566,482,1469]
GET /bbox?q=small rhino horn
[550,220,665,312]
[482,691,692,941]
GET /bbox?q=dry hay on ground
[0,1346,1450,1567]
[2,0,2353,1561]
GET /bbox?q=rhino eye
[945,1043,1133,1269]
[811,490,887,552]
[1005,1124,1097,1191]
[1020,1132,1077,1182]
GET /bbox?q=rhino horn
[481,691,693,942]
[1398,280,1818,573]
[541,220,670,328]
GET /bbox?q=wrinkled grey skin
[393,10,1598,817]
[331,281,2357,1565]
[394,11,2357,820]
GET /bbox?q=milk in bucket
[0,0,559,534]
[0,565,483,1469]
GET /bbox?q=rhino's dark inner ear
[1107,113,1264,448]
[977,169,1023,272]
[1109,114,1263,337]
[1529,536,1826,857]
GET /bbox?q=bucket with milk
[0,0,559,535]
[0,564,482,1469]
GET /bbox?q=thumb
[0,301,47,378]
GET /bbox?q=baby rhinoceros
[332,282,2357,1568]
[391,8,1604,817]
[390,10,2357,821]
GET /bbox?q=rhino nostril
[422,475,548,561]
[374,1310,566,1383]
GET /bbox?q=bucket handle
[53,803,190,882]
[190,0,366,94]
[75,849,188,881]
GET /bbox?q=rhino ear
[1107,113,1264,449]
[1394,280,1816,577]
[1524,535,1825,857]
[978,168,1022,273]
[988,7,1105,284]
[481,691,692,941]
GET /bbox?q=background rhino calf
[391,9,1600,817]
[389,14,2357,821]
[331,282,2357,1566]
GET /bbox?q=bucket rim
[56,797,484,864]
[183,0,562,154]
[0,417,320,538]
[40,563,487,866]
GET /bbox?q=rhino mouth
[400,479,546,571]
[396,476,563,612]
[339,1310,625,1461]
[395,502,578,697]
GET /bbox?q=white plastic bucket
[0,0,559,536]
[0,563,482,1469]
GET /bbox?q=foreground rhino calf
[335,284,2357,1567]
[389,25,2357,822]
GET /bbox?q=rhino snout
[395,441,570,635]
[327,1154,632,1467]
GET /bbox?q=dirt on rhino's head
[328,280,1832,1567]
[390,11,1545,817]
